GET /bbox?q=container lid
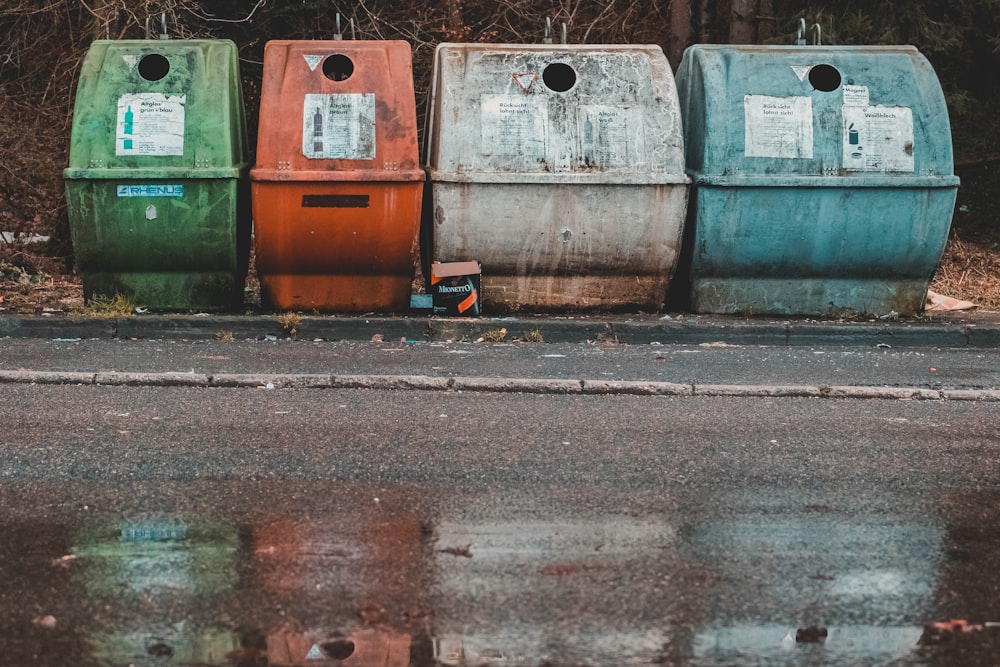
[676,45,958,184]
[251,40,422,183]
[64,39,248,177]
[425,43,689,185]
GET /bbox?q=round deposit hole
[323,54,354,81]
[542,62,576,92]
[808,63,841,92]
[137,53,169,81]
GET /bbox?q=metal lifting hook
[809,23,822,45]
[795,18,822,45]
[542,17,568,44]
[145,12,169,40]
[795,18,806,45]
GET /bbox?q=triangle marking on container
[513,72,537,92]
[304,54,324,71]
[791,65,811,82]
[305,643,324,660]
[122,55,138,70]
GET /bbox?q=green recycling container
[64,39,251,311]
[675,45,960,316]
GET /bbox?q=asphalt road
[2,370,1000,665]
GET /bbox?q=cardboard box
[430,261,481,316]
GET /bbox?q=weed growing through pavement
[481,327,507,342]
[522,328,544,343]
[278,311,301,337]
[85,293,140,317]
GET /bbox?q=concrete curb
[1,369,998,401]
[2,311,999,347]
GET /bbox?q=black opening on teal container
[542,62,576,92]
[808,64,841,92]
[138,53,169,81]
[323,54,354,81]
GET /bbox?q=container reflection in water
[73,518,242,665]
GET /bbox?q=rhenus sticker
[116,184,184,197]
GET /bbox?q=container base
[259,274,414,313]
[481,273,669,313]
[690,277,929,317]
[81,271,245,312]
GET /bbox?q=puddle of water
[692,624,926,665]
[2,486,999,666]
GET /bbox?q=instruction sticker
[843,105,914,172]
[303,93,376,160]
[579,105,642,167]
[116,93,186,156]
[480,95,548,158]
[744,94,813,159]
[842,85,870,107]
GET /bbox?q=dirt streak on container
[63,39,251,311]
[425,43,690,313]
[251,41,423,312]
[674,45,960,316]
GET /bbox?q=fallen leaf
[51,554,77,568]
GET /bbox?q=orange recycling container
[251,40,423,311]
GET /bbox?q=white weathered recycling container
[425,43,689,312]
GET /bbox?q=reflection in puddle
[72,519,243,665]
[74,518,240,596]
[693,624,925,665]
[3,487,994,666]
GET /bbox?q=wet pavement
[1,377,999,666]
[3,478,1000,667]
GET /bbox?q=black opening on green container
[137,54,170,81]
[542,63,576,92]
[808,64,841,92]
[323,54,354,81]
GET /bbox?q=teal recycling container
[64,39,251,311]
[675,45,960,316]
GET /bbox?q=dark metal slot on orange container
[301,194,370,208]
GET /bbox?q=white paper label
[744,94,813,159]
[116,93,185,156]
[578,105,644,167]
[842,85,870,107]
[303,93,375,160]
[480,95,548,158]
[843,105,915,172]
